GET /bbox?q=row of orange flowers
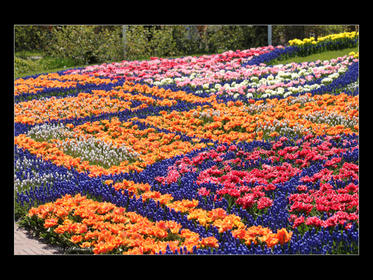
[15,73,116,96]
[140,92,358,144]
[28,188,292,254]
[15,94,139,125]
[104,178,293,248]
[113,81,215,104]
[15,81,209,126]
[15,117,207,177]
[27,193,219,254]
[15,88,178,125]
[91,89,178,107]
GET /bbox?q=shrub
[15,25,53,52]
[207,26,248,53]
[124,26,151,60]
[125,25,195,60]
[206,26,269,53]
[172,26,202,55]
[45,25,123,65]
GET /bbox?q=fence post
[187,25,192,40]
[122,25,127,60]
[268,25,272,46]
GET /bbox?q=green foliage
[124,26,150,60]
[15,25,53,52]
[172,26,202,55]
[14,200,29,222]
[46,25,123,65]
[207,26,247,53]
[148,26,178,57]
[125,25,193,60]
[205,26,268,53]
[125,25,271,59]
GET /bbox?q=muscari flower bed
[14,36,359,255]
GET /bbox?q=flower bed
[64,46,281,81]
[288,31,359,57]
[14,36,359,255]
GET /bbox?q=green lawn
[268,46,359,65]
[14,51,93,79]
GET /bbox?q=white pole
[122,25,127,60]
[268,25,272,46]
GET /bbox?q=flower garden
[14,31,359,255]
